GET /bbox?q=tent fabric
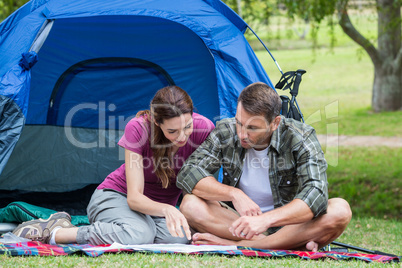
[0,96,25,174]
[0,0,274,213]
[0,125,124,192]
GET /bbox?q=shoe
[12,212,75,244]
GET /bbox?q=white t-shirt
[238,147,274,213]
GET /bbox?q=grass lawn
[327,147,401,219]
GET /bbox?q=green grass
[0,216,400,267]
[327,147,401,219]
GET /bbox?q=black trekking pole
[288,69,305,122]
[330,241,399,258]
[275,69,306,122]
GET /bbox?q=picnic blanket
[0,241,399,263]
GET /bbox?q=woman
[13,86,215,245]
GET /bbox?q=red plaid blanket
[0,241,399,263]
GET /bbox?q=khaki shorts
[219,201,281,235]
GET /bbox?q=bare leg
[180,194,242,240]
[193,198,352,251]
[193,233,319,250]
[55,227,79,244]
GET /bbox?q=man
[177,82,351,251]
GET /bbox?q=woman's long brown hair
[136,86,193,188]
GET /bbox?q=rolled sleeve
[294,131,328,217]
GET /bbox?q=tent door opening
[46,57,175,128]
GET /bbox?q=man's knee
[180,194,211,224]
[326,198,352,229]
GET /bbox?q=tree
[224,0,276,27]
[0,0,29,21]
[234,0,401,112]
[335,0,402,112]
[294,0,401,112]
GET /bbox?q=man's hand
[162,205,192,241]
[231,188,262,217]
[229,214,269,240]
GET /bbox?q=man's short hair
[238,82,282,123]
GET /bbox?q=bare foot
[306,241,319,252]
[192,233,237,246]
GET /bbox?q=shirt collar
[269,116,283,153]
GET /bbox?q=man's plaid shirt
[177,116,328,217]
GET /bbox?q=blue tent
[0,0,274,213]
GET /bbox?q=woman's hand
[162,205,192,241]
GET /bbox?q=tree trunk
[373,0,402,111]
[236,0,243,18]
[372,64,402,112]
[338,0,402,112]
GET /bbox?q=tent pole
[331,241,399,257]
[247,26,283,75]
[247,26,305,123]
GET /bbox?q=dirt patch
[317,135,402,147]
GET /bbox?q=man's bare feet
[192,233,237,246]
[305,241,319,252]
[193,233,320,253]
